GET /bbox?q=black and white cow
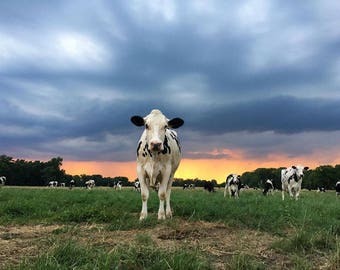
[69,179,75,189]
[134,180,141,192]
[224,174,241,198]
[263,179,274,196]
[0,176,6,187]
[317,187,326,192]
[203,181,215,192]
[131,109,184,220]
[281,165,309,200]
[336,181,340,196]
[85,179,95,189]
[48,181,58,188]
[114,181,122,190]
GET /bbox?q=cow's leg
[157,169,171,220]
[137,166,148,220]
[281,184,285,200]
[165,176,174,218]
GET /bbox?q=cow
[263,179,274,196]
[114,181,122,190]
[336,181,340,196]
[48,181,58,188]
[317,187,326,192]
[204,181,215,192]
[134,180,141,192]
[0,176,6,187]
[60,182,66,187]
[131,109,184,220]
[69,179,75,189]
[85,179,95,189]
[281,165,309,200]
[224,174,241,198]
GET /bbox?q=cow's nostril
[151,142,162,150]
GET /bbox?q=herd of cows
[130,109,340,220]
[1,109,340,221]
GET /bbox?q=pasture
[0,186,339,269]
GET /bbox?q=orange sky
[62,148,340,183]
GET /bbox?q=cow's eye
[145,124,149,129]
[164,125,168,130]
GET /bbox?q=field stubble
[0,187,339,269]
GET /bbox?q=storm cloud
[1,1,340,164]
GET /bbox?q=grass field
[0,186,339,269]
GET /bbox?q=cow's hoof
[166,210,172,218]
[158,212,166,220]
[140,212,147,221]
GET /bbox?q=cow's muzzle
[150,142,163,151]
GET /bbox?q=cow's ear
[131,116,145,126]
[227,174,233,180]
[292,166,297,169]
[304,167,309,171]
[168,118,184,129]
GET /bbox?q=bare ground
[0,220,335,269]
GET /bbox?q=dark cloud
[1,1,340,162]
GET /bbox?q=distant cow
[60,182,66,187]
[183,183,194,190]
[204,181,215,192]
[114,181,122,190]
[336,181,340,196]
[263,179,274,196]
[85,179,95,189]
[0,176,6,187]
[224,174,241,198]
[281,165,309,200]
[69,180,75,189]
[131,109,184,220]
[48,181,58,188]
[134,180,141,192]
[317,187,326,192]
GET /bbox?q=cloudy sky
[1,1,340,182]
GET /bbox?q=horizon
[1,1,340,183]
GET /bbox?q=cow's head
[227,174,241,185]
[292,165,309,180]
[131,109,184,152]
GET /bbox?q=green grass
[1,187,339,269]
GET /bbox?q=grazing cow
[263,179,274,196]
[134,180,141,192]
[48,181,58,188]
[131,109,184,220]
[224,174,241,198]
[60,182,66,187]
[336,181,340,196]
[85,179,95,189]
[281,165,309,200]
[0,176,6,187]
[317,187,326,192]
[69,180,75,189]
[183,183,195,190]
[114,181,122,190]
[204,181,215,192]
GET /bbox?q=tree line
[1,155,339,190]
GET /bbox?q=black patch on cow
[143,143,152,157]
[161,135,171,155]
[136,141,142,157]
[169,130,181,152]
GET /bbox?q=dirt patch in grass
[0,220,334,269]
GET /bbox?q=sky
[1,1,340,183]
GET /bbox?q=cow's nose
[151,142,162,151]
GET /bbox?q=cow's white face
[292,165,309,180]
[131,109,184,152]
[227,174,240,185]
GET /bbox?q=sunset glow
[62,147,340,184]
